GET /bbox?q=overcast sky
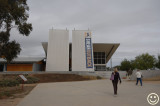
[10,0,160,67]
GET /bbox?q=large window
[94,52,106,64]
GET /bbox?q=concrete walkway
[17,80,160,106]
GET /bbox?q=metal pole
[110,57,112,71]
[22,80,24,90]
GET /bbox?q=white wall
[72,30,94,71]
[131,70,160,80]
[46,29,69,71]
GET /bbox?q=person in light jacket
[136,69,143,86]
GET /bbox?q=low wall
[73,71,126,79]
[0,71,126,79]
[131,70,160,80]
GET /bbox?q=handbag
[110,73,114,80]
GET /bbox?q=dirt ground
[31,73,97,83]
[0,84,36,106]
[0,73,97,83]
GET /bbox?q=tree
[133,53,156,70]
[113,65,121,71]
[120,59,131,71]
[0,0,32,63]
[156,55,160,69]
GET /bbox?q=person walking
[110,68,122,96]
[136,69,143,86]
[128,68,133,80]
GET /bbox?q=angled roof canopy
[0,57,45,63]
[93,43,119,63]
[42,42,119,64]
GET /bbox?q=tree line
[115,53,160,71]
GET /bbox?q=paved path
[17,80,160,106]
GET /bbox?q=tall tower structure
[46,29,69,71]
[72,30,94,71]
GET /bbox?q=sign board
[85,32,93,68]
[19,75,27,82]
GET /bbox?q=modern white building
[42,29,120,71]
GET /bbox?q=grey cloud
[9,0,160,66]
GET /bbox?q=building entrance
[0,64,4,72]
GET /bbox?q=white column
[46,29,69,71]
[72,30,94,71]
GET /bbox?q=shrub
[0,91,12,98]
[0,79,19,87]
[25,76,39,84]
[0,91,11,97]
[96,76,102,79]
[16,76,39,84]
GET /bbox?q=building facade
[43,29,120,71]
[0,29,119,72]
[0,57,45,72]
